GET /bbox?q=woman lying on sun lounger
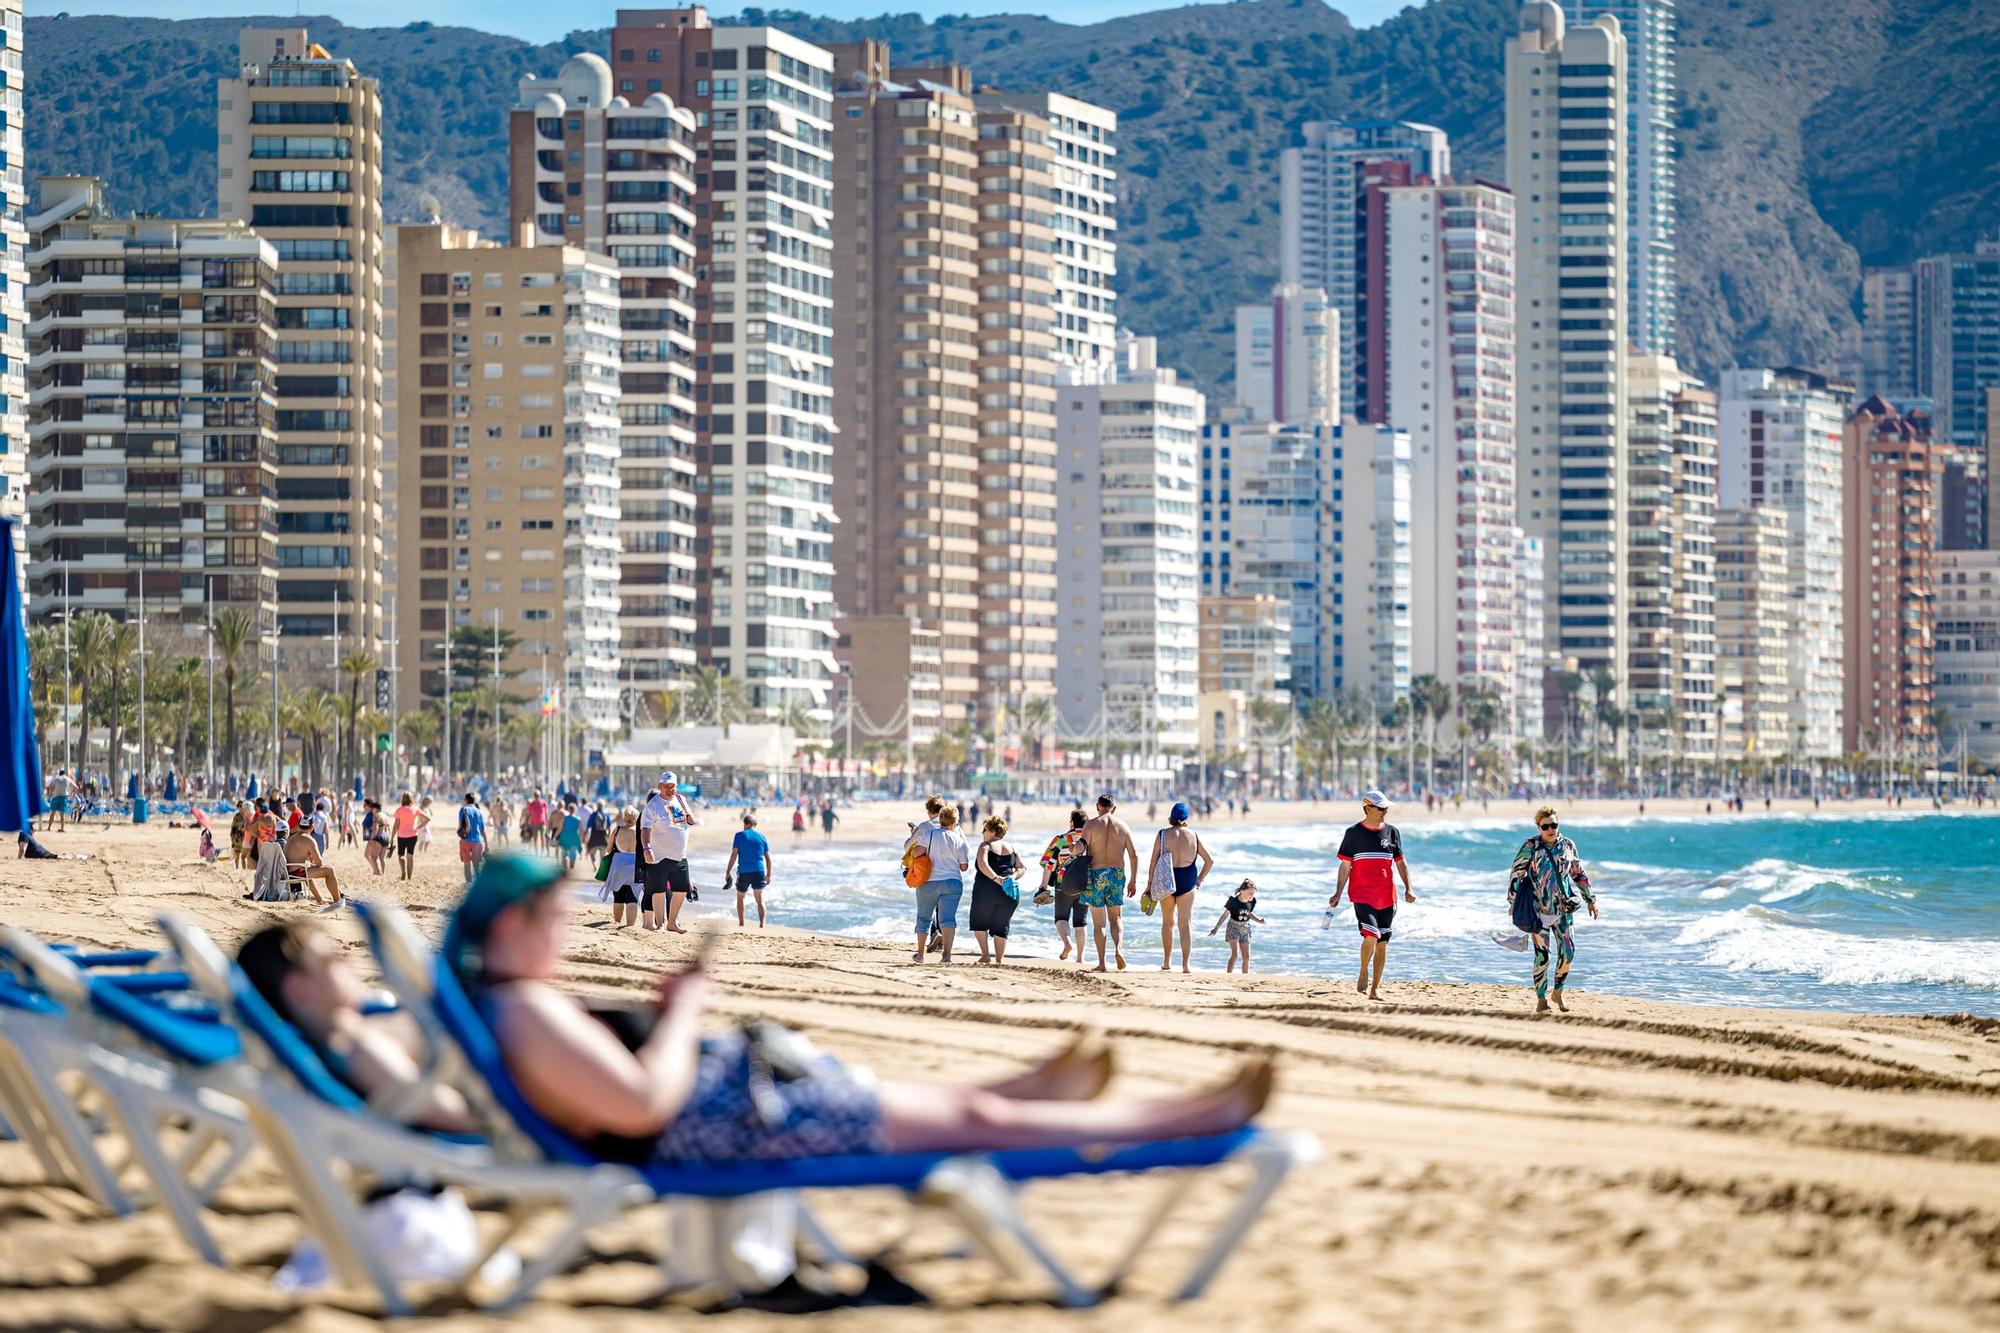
[441,855,1274,1163]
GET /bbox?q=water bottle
[1321,908,1335,930]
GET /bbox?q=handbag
[593,853,613,882]
[1058,837,1092,895]
[904,828,934,888]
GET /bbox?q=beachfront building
[1200,417,1410,707]
[1858,266,1917,402]
[507,51,701,702]
[1842,396,1942,758]
[832,615,942,754]
[1052,335,1201,750]
[1279,119,1450,423]
[589,8,839,717]
[1626,354,1717,765]
[972,90,1118,386]
[1514,531,1547,742]
[1507,0,1631,716]
[0,0,23,572]
[389,224,625,748]
[1716,366,1850,759]
[1378,178,1521,739]
[1713,506,1795,762]
[1233,283,1340,427]
[217,26,389,673]
[24,176,279,635]
[1196,593,1292,772]
[1936,549,2000,766]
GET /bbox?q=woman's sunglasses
[1539,822,1559,831]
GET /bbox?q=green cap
[441,852,566,981]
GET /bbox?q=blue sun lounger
[356,899,1320,1307]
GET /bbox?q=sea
[641,810,2000,1017]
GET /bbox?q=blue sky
[33,1,1409,44]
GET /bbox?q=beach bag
[903,829,934,888]
[593,853,613,882]
[1147,836,1173,902]
[1509,884,1541,934]
[1059,836,1092,895]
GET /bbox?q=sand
[3,820,1998,1330]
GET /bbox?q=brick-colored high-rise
[1842,396,1941,756]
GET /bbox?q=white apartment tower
[509,54,701,698]
[1717,367,1850,758]
[1626,354,1716,762]
[1233,283,1340,426]
[1053,336,1201,749]
[218,27,389,672]
[1280,119,1449,417]
[1382,181,1520,732]
[0,1,24,566]
[1507,1,1629,712]
[975,91,1118,385]
[1566,0,1676,356]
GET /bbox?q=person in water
[443,855,1274,1162]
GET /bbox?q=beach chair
[356,900,1320,1308]
[0,928,256,1261]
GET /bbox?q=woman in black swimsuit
[969,816,1023,965]
[1149,802,1214,973]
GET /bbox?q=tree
[1017,694,1057,769]
[285,687,340,789]
[684,665,750,734]
[103,618,137,796]
[211,606,256,777]
[69,611,114,777]
[339,650,379,783]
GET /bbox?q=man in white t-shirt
[639,769,699,932]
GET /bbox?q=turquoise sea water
[626,811,2000,1016]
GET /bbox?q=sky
[30,0,1409,45]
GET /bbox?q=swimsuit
[1081,865,1127,909]
[1172,861,1199,895]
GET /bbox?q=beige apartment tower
[391,225,625,749]
[1713,506,1791,759]
[217,27,388,672]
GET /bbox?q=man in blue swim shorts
[1076,794,1138,972]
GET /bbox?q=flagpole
[61,560,72,774]
[205,580,215,795]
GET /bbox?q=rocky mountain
[25,0,1994,391]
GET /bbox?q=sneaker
[316,896,346,915]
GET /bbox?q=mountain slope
[23,0,1991,390]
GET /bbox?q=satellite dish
[418,192,443,224]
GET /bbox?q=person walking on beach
[639,771,699,933]
[491,795,512,848]
[556,799,584,871]
[1208,879,1265,973]
[1331,789,1416,1001]
[456,791,488,886]
[523,789,549,852]
[1507,806,1598,1014]
[820,799,840,843]
[908,803,972,963]
[1148,801,1214,973]
[392,792,429,882]
[905,794,946,950]
[601,808,642,928]
[1040,808,1090,964]
[43,769,72,832]
[792,801,807,846]
[361,799,389,876]
[970,816,1022,965]
[725,811,773,928]
[1079,793,1139,973]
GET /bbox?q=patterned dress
[1507,835,1596,1000]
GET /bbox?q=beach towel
[249,840,295,902]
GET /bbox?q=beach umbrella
[247,774,260,800]
[594,773,611,798]
[0,520,46,834]
[128,771,140,800]
[353,775,364,800]
[164,770,180,802]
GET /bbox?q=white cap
[1361,789,1392,809]
[658,770,678,786]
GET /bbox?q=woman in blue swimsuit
[445,856,1272,1162]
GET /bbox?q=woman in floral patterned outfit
[1507,806,1599,1013]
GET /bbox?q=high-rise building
[1935,548,2000,765]
[25,177,279,635]
[972,90,1118,385]
[389,224,625,749]
[1200,418,1410,706]
[1507,1,1630,709]
[1841,396,1941,755]
[1280,119,1449,417]
[1380,180,1520,732]
[508,53,701,698]
[1912,244,2000,550]
[1052,336,1202,749]
[597,9,840,716]
[0,0,23,568]
[1513,531,1547,740]
[1717,366,1850,758]
[1565,0,1677,356]
[218,27,388,672]
[1713,506,1795,761]
[1196,593,1291,764]
[1859,265,1918,402]
[1233,283,1339,426]
[1625,354,1716,762]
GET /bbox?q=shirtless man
[283,821,344,912]
[1077,793,1139,972]
[1149,801,1215,973]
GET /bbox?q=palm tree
[285,687,340,790]
[1586,667,1618,783]
[1456,678,1503,794]
[103,618,137,796]
[399,706,441,770]
[1017,694,1057,770]
[210,606,255,777]
[1406,675,1446,791]
[1246,698,1291,794]
[68,611,114,777]
[684,665,749,734]
[338,650,379,783]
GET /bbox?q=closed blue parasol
[164,770,180,801]
[354,775,364,800]
[247,773,260,800]
[0,520,47,833]
[128,771,139,800]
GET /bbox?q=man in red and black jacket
[1330,789,1417,1001]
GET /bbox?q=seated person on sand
[283,822,345,911]
[443,855,1274,1163]
[236,922,473,1134]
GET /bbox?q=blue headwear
[441,852,567,982]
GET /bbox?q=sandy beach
[3,821,1998,1330]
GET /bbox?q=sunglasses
[1539,822,1559,831]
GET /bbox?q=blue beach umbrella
[164,770,180,801]
[354,775,364,800]
[128,771,140,800]
[0,521,47,833]
[247,774,261,800]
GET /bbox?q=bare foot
[1059,941,1071,960]
[1115,953,1127,971]
[1161,963,1172,971]
[911,952,925,963]
[1356,977,1368,994]
[1367,989,1381,1002]
[1183,965,1192,974]
[667,925,689,934]
[1094,963,1108,973]
[1553,992,1568,1013]
[1535,999,1552,1014]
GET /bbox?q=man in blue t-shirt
[456,792,488,886]
[725,811,775,928]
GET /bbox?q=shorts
[458,839,485,865]
[914,878,964,933]
[1354,902,1396,942]
[1225,919,1254,945]
[642,856,691,910]
[49,795,70,814]
[1053,885,1087,928]
[397,835,418,856]
[736,870,767,893]
[605,851,640,904]
[1172,862,1199,895]
[1080,866,1127,909]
